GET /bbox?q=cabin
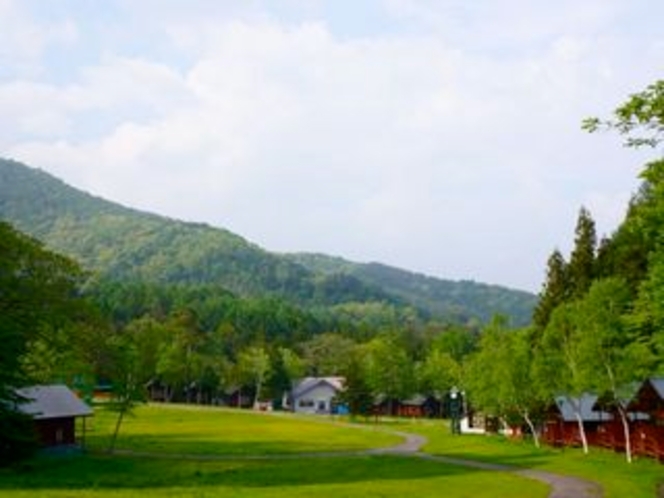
[291,377,344,414]
[223,385,254,409]
[627,378,664,460]
[542,393,610,447]
[397,395,441,418]
[372,395,400,417]
[591,389,647,453]
[16,384,93,447]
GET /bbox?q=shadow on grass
[0,454,496,492]
[86,432,394,456]
[428,450,553,470]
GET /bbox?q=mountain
[287,253,537,325]
[0,158,536,325]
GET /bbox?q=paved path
[111,425,602,498]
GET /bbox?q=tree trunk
[254,381,262,408]
[522,411,540,448]
[573,407,589,454]
[618,406,633,463]
[108,399,126,454]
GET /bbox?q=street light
[449,386,462,435]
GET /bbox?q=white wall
[293,384,338,414]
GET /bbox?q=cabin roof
[649,378,664,398]
[553,393,610,422]
[16,384,93,420]
[292,377,344,399]
[626,378,664,413]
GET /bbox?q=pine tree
[533,249,568,331]
[567,207,597,299]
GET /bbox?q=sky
[1,0,662,293]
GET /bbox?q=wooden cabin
[372,395,442,418]
[627,378,664,461]
[591,389,648,453]
[16,385,93,447]
[542,393,610,447]
[396,395,434,418]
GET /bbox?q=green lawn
[0,404,548,498]
[5,405,664,497]
[0,454,547,497]
[86,404,402,455]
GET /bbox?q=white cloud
[4,1,663,291]
[0,0,77,76]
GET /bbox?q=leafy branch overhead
[583,80,664,150]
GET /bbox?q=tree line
[465,80,664,462]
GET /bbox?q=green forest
[1,80,663,465]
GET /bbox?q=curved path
[112,425,602,498]
[368,429,602,498]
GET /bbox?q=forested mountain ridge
[0,157,535,324]
[287,253,536,324]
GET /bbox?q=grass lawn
[0,454,548,497]
[385,418,664,498]
[0,404,548,498]
[86,404,402,455]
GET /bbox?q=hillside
[0,158,535,324]
[287,253,537,325]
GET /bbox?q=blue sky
[1,0,662,292]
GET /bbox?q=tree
[429,325,477,364]
[535,302,593,454]
[155,309,205,402]
[339,346,373,418]
[364,334,413,415]
[567,207,597,299]
[103,332,146,453]
[466,317,543,446]
[417,348,459,414]
[301,333,356,376]
[533,249,568,331]
[583,80,664,149]
[576,278,654,463]
[268,347,305,407]
[237,346,272,407]
[0,221,85,465]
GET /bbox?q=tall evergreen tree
[567,207,597,299]
[532,249,568,331]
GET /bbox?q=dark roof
[626,378,664,413]
[292,377,344,399]
[553,393,610,422]
[401,395,427,406]
[16,385,93,420]
[649,378,664,398]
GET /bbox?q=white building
[290,377,344,414]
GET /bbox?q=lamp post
[449,386,461,435]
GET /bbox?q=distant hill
[0,158,536,325]
[287,253,537,325]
